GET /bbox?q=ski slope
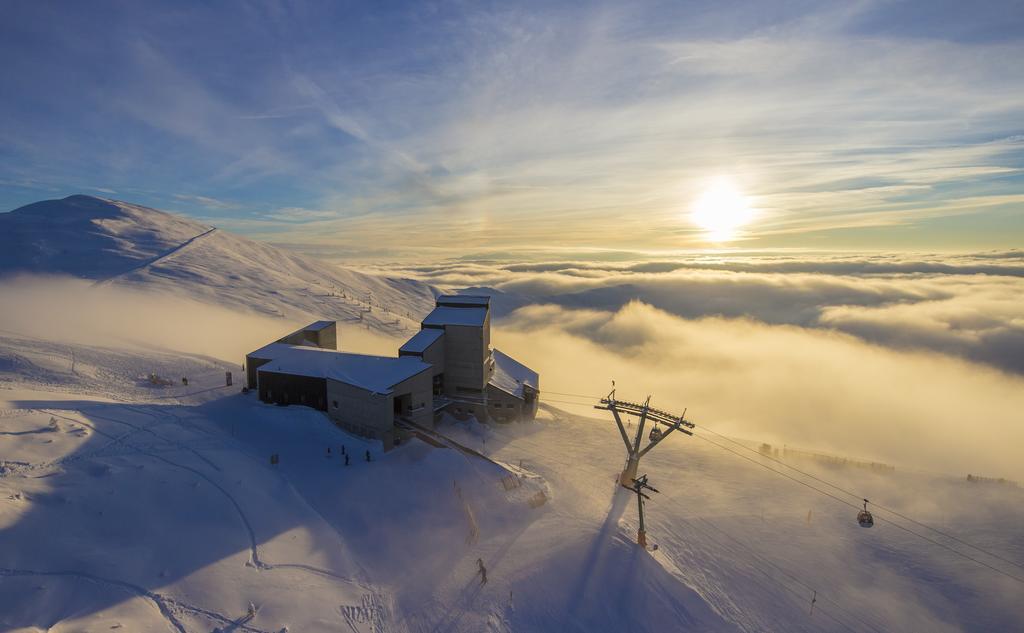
[0,195,439,336]
[1,332,1022,632]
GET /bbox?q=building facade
[245,295,539,450]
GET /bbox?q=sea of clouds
[390,250,1024,479]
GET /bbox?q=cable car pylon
[595,387,694,486]
[623,474,659,547]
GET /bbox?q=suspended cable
[679,516,862,633]
[694,424,1024,575]
[542,387,1024,579]
[690,516,887,633]
[691,432,1024,586]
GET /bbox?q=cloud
[172,194,238,210]
[402,252,1024,375]
[4,2,1024,252]
[494,301,1024,480]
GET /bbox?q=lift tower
[595,390,694,486]
[623,474,659,547]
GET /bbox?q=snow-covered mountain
[0,195,439,332]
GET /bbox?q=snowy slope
[0,195,439,334]
[0,334,737,633]
[2,333,1021,632]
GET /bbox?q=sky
[2,0,1023,257]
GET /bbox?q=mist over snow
[0,275,405,364]
[394,251,1024,479]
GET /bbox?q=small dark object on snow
[344,454,350,466]
[182,377,189,386]
[270,454,279,465]
[365,450,372,462]
[341,444,346,455]
[326,446,331,457]
[477,558,488,585]
[225,371,232,386]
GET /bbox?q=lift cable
[688,516,888,633]
[679,516,863,633]
[690,432,1024,586]
[540,388,1024,580]
[694,423,1024,575]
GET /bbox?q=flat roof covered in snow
[489,349,539,399]
[303,320,335,331]
[247,341,305,360]
[435,295,490,308]
[422,306,487,328]
[399,328,444,354]
[257,347,432,394]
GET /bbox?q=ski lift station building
[245,295,539,449]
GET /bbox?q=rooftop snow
[489,349,539,398]
[303,320,335,332]
[258,347,431,393]
[435,294,490,307]
[247,341,307,359]
[422,306,487,327]
[399,328,444,354]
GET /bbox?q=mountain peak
[11,194,124,219]
[1,194,212,279]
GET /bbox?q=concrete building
[245,320,337,389]
[245,295,539,449]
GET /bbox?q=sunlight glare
[690,179,754,241]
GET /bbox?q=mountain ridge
[1,194,440,334]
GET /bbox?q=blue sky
[2,0,1023,256]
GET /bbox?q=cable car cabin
[649,426,663,442]
[857,500,874,528]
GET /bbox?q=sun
[690,179,754,242]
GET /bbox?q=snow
[258,347,433,394]
[2,328,1022,632]
[489,349,539,398]
[1,196,1022,632]
[422,306,488,328]
[0,195,441,337]
[246,342,305,360]
[399,328,444,355]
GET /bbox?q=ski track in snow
[0,567,277,633]
[40,406,370,586]
[2,397,382,632]
[95,226,219,286]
